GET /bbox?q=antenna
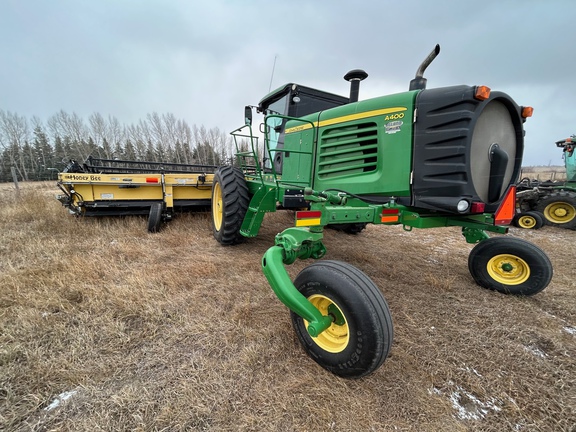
[268,55,278,92]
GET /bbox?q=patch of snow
[524,345,548,358]
[563,326,576,336]
[44,390,77,411]
[430,384,504,421]
[459,366,483,377]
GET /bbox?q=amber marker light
[474,85,491,101]
[521,106,534,118]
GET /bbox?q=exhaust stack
[409,44,440,91]
[344,69,368,103]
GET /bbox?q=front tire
[290,261,393,378]
[211,166,250,245]
[535,191,576,229]
[468,237,552,296]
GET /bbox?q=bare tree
[47,110,89,161]
[175,119,193,163]
[88,113,126,159]
[0,110,31,180]
[88,112,106,150]
[125,123,145,160]
[107,116,124,157]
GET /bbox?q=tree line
[0,109,239,182]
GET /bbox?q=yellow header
[285,107,407,134]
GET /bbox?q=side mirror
[244,106,252,126]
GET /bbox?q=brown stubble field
[0,181,575,431]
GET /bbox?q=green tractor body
[516,135,576,229]
[561,137,576,183]
[212,45,553,378]
[281,91,415,198]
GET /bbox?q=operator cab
[257,84,349,173]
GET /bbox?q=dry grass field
[1,182,575,431]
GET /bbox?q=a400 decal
[384,113,405,121]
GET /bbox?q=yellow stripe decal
[295,218,322,227]
[285,107,407,134]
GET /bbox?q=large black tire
[512,211,544,229]
[211,166,250,245]
[147,202,163,233]
[290,260,393,378]
[535,191,576,229]
[327,222,368,234]
[468,237,552,296]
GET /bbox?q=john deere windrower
[211,45,553,378]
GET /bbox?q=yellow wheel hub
[305,294,349,353]
[518,215,536,229]
[212,182,223,231]
[544,201,575,224]
[487,254,530,285]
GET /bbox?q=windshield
[266,94,289,115]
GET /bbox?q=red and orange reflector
[494,185,516,226]
[521,106,534,118]
[381,208,399,223]
[146,177,159,183]
[295,210,322,227]
[474,85,491,101]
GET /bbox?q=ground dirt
[0,182,574,431]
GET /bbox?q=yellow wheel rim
[487,254,530,285]
[544,201,575,224]
[305,294,349,353]
[518,215,536,229]
[212,182,223,231]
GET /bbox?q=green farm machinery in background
[211,45,553,378]
[515,135,576,230]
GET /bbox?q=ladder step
[240,187,276,237]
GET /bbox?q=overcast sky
[1,0,574,166]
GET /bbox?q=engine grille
[317,122,378,179]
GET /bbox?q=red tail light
[470,202,485,213]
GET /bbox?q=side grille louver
[318,122,378,178]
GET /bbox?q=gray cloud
[1,0,574,166]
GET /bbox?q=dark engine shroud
[410,85,524,213]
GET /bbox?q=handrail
[230,124,263,185]
[263,115,316,187]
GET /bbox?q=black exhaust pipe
[488,143,509,203]
[344,69,368,103]
[409,44,440,91]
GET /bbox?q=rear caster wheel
[468,237,552,296]
[290,260,393,378]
